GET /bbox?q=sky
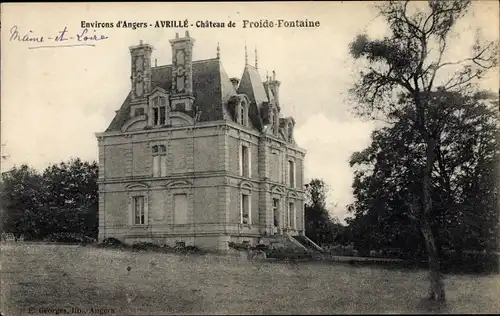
[1,2,498,223]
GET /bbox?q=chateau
[95,31,307,251]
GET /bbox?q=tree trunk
[421,137,446,301]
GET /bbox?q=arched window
[238,101,249,127]
[152,145,167,177]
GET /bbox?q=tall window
[272,152,280,182]
[239,102,248,126]
[241,193,251,224]
[288,160,295,188]
[133,196,145,225]
[152,96,167,126]
[174,194,188,225]
[288,201,295,228]
[152,145,167,177]
[240,145,250,177]
[273,198,279,227]
[240,106,245,125]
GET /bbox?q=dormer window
[287,122,293,142]
[269,110,275,133]
[238,101,249,127]
[240,106,245,124]
[273,109,279,134]
[152,96,167,126]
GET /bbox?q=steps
[292,235,324,253]
[260,234,324,254]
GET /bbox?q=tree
[41,158,99,239]
[348,0,498,301]
[304,179,339,246]
[348,91,499,261]
[0,165,44,238]
[0,159,99,240]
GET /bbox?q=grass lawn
[1,243,499,315]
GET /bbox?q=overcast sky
[1,2,498,223]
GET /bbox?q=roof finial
[139,40,143,45]
[217,42,220,59]
[155,58,157,67]
[255,46,258,69]
[273,70,276,81]
[266,71,269,81]
[245,42,248,65]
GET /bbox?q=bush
[251,244,269,251]
[266,246,312,260]
[325,244,359,257]
[99,237,125,248]
[228,241,251,250]
[43,232,96,244]
[132,242,160,251]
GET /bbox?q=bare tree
[348,0,498,301]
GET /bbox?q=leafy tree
[348,0,498,301]
[304,179,339,246]
[0,165,44,238]
[0,159,99,240]
[348,91,499,261]
[41,158,99,239]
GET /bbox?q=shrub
[266,246,312,260]
[132,242,160,251]
[100,237,125,248]
[228,241,251,250]
[43,232,96,244]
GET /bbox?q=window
[288,123,293,142]
[241,193,251,224]
[273,109,279,134]
[272,152,280,182]
[133,196,145,225]
[273,198,279,227]
[174,194,188,225]
[134,107,145,116]
[152,96,167,126]
[239,102,248,126]
[288,160,295,188]
[152,145,167,177]
[288,202,295,228]
[269,111,275,133]
[240,145,250,177]
[240,106,245,125]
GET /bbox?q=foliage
[304,179,345,246]
[0,158,98,241]
[348,86,499,257]
[347,0,498,301]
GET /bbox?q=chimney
[229,77,240,91]
[169,31,196,111]
[129,40,154,102]
[268,70,281,105]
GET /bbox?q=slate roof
[105,58,236,132]
[237,65,269,108]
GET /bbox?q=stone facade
[96,32,306,251]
